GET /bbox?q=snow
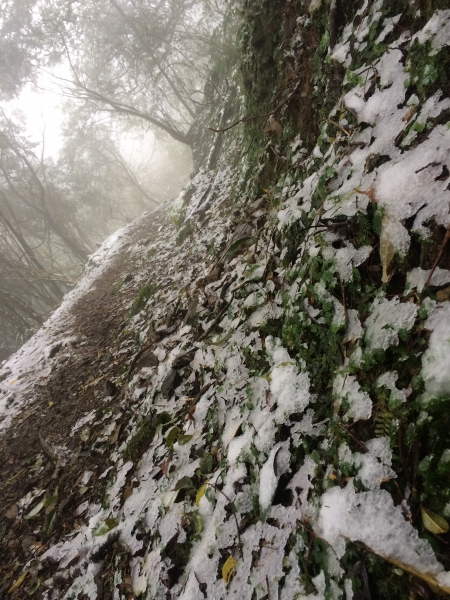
[376,371,410,405]
[0,218,139,431]
[259,441,290,517]
[364,296,417,352]
[6,6,450,600]
[407,267,450,292]
[333,374,372,422]
[316,481,447,576]
[413,9,450,54]
[421,302,450,400]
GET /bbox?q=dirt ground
[0,204,170,597]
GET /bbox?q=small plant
[129,283,158,317]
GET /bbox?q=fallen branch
[208,93,293,134]
[207,483,243,558]
[421,225,450,297]
[327,119,350,136]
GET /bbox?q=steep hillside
[1,1,450,599]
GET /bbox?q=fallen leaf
[5,504,18,520]
[95,517,119,536]
[266,115,283,138]
[437,286,450,302]
[161,460,171,475]
[8,571,28,594]
[222,555,237,585]
[196,482,208,507]
[123,486,133,501]
[110,424,121,444]
[76,501,89,516]
[166,426,180,450]
[178,434,194,445]
[421,506,449,534]
[174,476,194,491]
[25,500,45,520]
[380,215,396,284]
[226,236,252,258]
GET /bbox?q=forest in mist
[0,0,227,357]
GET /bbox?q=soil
[0,204,170,597]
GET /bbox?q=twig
[327,119,350,137]
[268,144,285,161]
[398,423,411,489]
[207,483,243,558]
[208,93,293,134]
[6,468,25,484]
[39,431,58,462]
[126,332,162,382]
[339,423,368,452]
[354,187,376,202]
[339,277,349,338]
[421,225,450,297]
[266,575,271,600]
[329,0,338,49]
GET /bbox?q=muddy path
[0,203,171,595]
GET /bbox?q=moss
[176,220,194,246]
[123,419,156,462]
[242,345,270,376]
[406,38,450,101]
[129,283,158,317]
[110,280,122,296]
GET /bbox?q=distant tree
[0,114,91,349]
[56,117,159,242]
[0,0,225,145]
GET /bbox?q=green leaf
[43,508,58,534]
[195,512,203,535]
[27,578,41,595]
[166,426,180,450]
[105,517,119,529]
[95,517,119,536]
[25,501,45,520]
[174,476,194,491]
[43,493,58,507]
[421,506,449,534]
[178,434,193,446]
[226,236,252,257]
[156,411,172,426]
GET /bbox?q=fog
[0,0,219,357]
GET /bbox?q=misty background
[0,0,229,359]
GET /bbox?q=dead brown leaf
[110,424,121,445]
[5,504,18,519]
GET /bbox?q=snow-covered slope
[2,3,450,599]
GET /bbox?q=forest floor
[0,202,173,596]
